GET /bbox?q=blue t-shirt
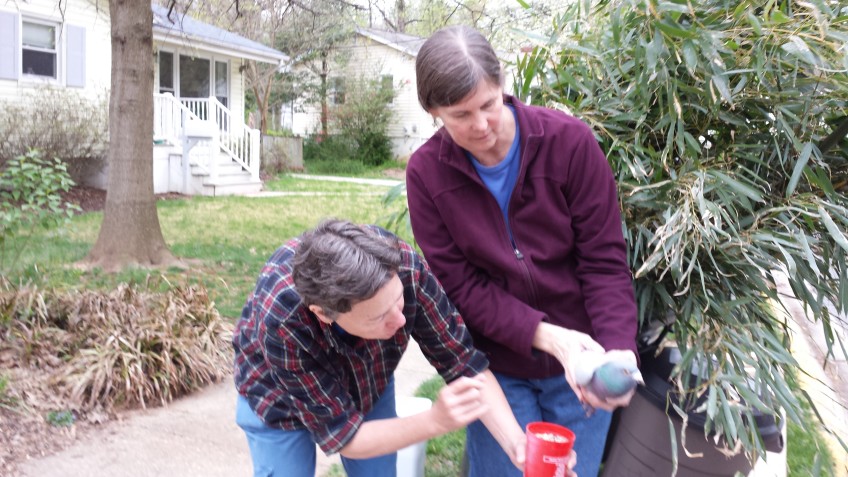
[469,105,520,241]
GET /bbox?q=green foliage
[0,150,80,274]
[415,376,467,477]
[46,410,75,427]
[514,0,848,459]
[327,75,397,167]
[382,182,412,239]
[303,135,367,174]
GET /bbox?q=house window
[214,60,228,108]
[158,51,175,95]
[180,55,210,99]
[381,75,393,103]
[331,77,345,105]
[21,20,57,78]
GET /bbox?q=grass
[2,175,409,319]
[786,371,836,476]
[415,376,467,477]
[302,154,405,179]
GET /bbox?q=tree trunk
[84,0,177,271]
[320,52,329,138]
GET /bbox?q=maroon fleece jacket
[406,95,638,379]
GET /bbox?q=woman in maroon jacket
[406,25,639,477]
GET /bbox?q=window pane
[381,75,393,103]
[22,49,56,77]
[159,51,174,91]
[332,77,345,105]
[179,55,210,98]
[215,61,228,107]
[381,75,393,91]
[22,22,55,49]
[215,61,227,96]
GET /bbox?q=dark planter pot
[602,346,784,476]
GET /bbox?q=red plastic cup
[524,421,575,477]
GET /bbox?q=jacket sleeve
[406,158,545,359]
[564,128,638,355]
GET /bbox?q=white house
[289,27,437,162]
[0,1,288,196]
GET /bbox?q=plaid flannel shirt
[233,225,488,454]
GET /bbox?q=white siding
[231,59,244,124]
[291,32,438,161]
[0,0,110,101]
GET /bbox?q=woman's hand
[566,449,577,476]
[429,374,489,433]
[532,322,605,401]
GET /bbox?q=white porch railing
[153,93,260,183]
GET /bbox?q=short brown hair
[291,219,401,319]
[415,25,503,111]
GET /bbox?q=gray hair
[415,25,503,111]
[291,219,401,319]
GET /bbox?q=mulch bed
[61,186,187,214]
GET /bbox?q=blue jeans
[236,378,398,477]
[466,372,611,477]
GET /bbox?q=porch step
[190,161,248,177]
[199,179,263,196]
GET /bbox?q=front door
[156,51,230,119]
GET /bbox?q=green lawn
[3,174,409,319]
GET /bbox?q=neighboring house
[289,27,437,161]
[0,1,288,196]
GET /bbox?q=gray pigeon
[574,355,644,400]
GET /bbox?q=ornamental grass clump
[0,278,232,411]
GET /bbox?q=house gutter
[152,29,287,65]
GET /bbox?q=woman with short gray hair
[233,219,542,476]
[406,25,640,477]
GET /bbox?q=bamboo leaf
[654,20,697,39]
[710,171,764,202]
[707,384,718,420]
[746,11,763,35]
[769,10,793,25]
[786,142,813,198]
[819,206,848,253]
[711,73,732,104]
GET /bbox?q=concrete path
[288,173,403,188]
[17,341,437,477]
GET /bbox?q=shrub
[513,0,848,459]
[330,76,395,166]
[0,150,80,274]
[0,279,233,411]
[303,135,370,175]
[0,88,108,183]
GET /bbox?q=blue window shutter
[66,24,86,88]
[0,11,19,81]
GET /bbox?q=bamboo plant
[510,0,848,460]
